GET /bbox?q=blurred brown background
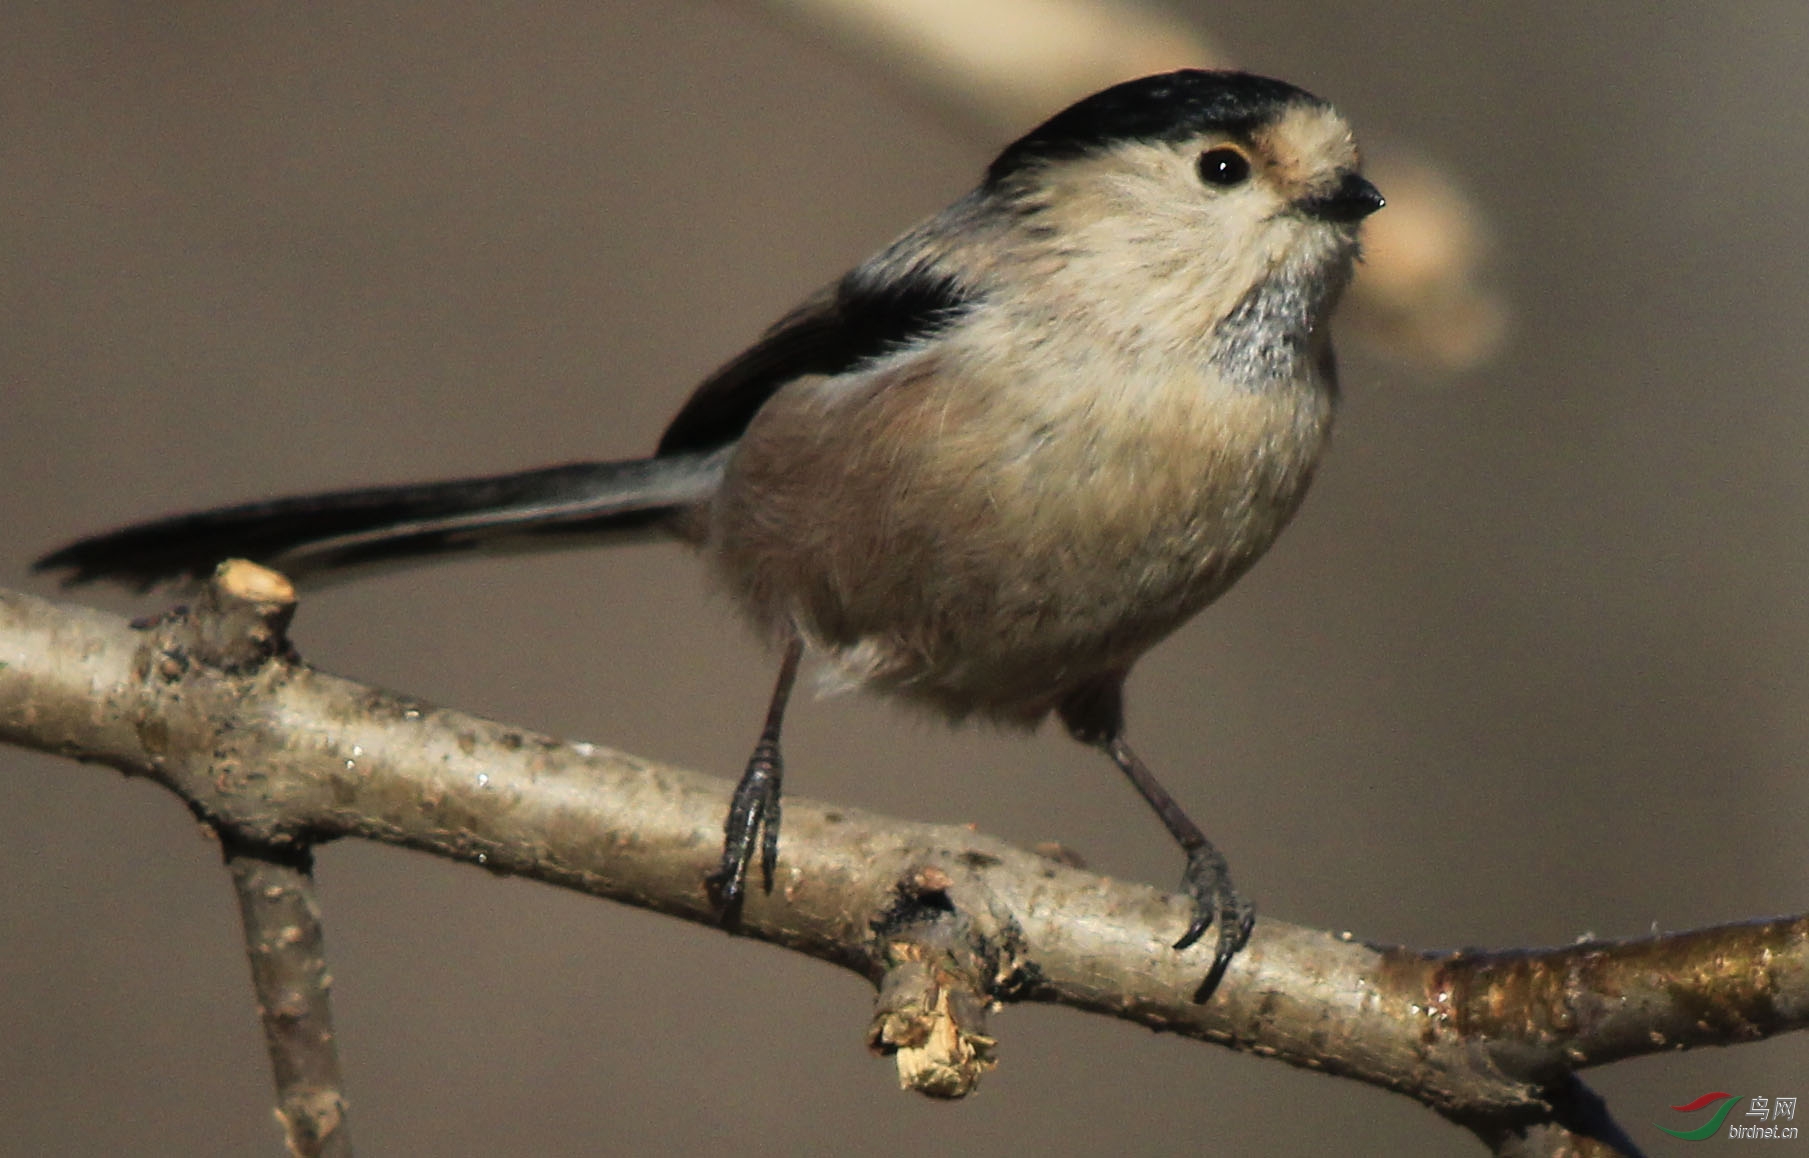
[4,2,1807,1154]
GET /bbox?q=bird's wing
[655,268,975,456]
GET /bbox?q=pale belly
[704,358,1334,724]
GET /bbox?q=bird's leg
[1060,679,1254,1002]
[705,635,804,923]
[1103,735,1254,1000]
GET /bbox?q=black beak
[1301,172,1385,224]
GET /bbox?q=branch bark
[226,845,351,1158]
[192,564,352,1157]
[1,576,1802,1155]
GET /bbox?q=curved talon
[1174,844,1255,1002]
[1173,912,1213,953]
[704,866,743,924]
[1192,916,1250,1004]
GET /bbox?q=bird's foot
[1174,842,1255,1003]
[704,737,783,924]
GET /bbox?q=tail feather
[34,453,722,591]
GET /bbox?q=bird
[36,69,1383,1000]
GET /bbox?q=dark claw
[1174,843,1255,1003]
[702,865,742,922]
[759,787,781,894]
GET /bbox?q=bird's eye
[1197,146,1251,188]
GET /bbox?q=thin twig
[226,844,352,1158]
[1478,1075,1649,1157]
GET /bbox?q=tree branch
[1,575,1801,1153]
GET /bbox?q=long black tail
[34,452,724,591]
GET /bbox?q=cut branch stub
[865,863,1036,1096]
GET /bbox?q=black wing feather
[656,269,974,456]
